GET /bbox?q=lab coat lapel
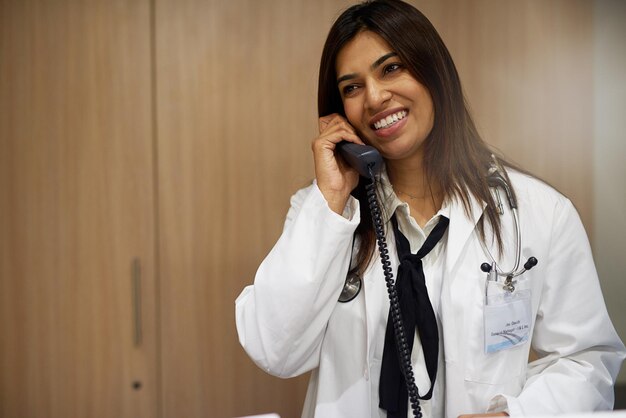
[445,194,486,274]
[440,194,486,366]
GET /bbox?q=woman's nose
[365,80,392,110]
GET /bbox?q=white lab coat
[235,170,625,417]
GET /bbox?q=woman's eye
[383,63,402,75]
[342,84,359,96]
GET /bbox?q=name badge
[484,289,531,353]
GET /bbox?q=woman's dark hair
[318,0,513,273]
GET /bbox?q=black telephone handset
[336,141,423,417]
[336,141,383,178]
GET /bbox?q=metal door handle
[131,258,142,347]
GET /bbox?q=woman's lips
[372,109,408,130]
[371,113,408,138]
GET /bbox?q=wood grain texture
[155,0,351,416]
[0,1,158,417]
[414,0,593,228]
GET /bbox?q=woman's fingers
[312,115,363,214]
[318,114,364,145]
[318,114,336,133]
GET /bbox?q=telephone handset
[336,141,383,178]
[336,141,424,418]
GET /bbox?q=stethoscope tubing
[480,198,524,279]
[480,157,538,290]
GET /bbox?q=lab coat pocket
[484,289,531,353]
[464,342,527,385]
[464,279,531,385]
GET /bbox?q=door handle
[131,258,142,347]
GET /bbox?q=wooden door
[154,0,353,416]
[0,1,158,417]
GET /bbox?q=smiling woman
[336,32,435,165]
[335,31,440,229]
[234,1,625,417]
[316,0,511,282]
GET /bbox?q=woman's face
[336,31,434,163]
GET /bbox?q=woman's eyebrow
[372,52,398,70]
[336,52,399,85]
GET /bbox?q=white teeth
[373,110,407,130]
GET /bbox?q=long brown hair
[318,0,511,273]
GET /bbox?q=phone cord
[366,168,422,418]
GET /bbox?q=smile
[373,110,407,130]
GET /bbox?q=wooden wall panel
[0,1,157,417]
[155,0,352,416]
[415,0,594,228]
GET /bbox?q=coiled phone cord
[366,167,422,418]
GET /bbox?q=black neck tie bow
[379,214,449,418]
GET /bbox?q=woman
[235,1,625,417]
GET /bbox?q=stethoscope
[338,234,362,303]
[339,271,362,303]
[338,155,538,303]
[479,155,537,293]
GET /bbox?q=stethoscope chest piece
[338,271,362,303]
[503,275,516,293]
